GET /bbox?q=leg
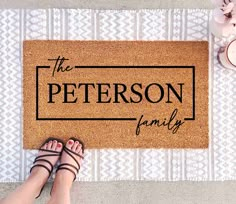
[47,139,84,204]
[0,139,63,204]
[46,172,73,204]
[0,167,49,204]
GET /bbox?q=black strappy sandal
[56,137,85,181]
[29,137,64,199]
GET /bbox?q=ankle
[51,180,71,198]
[24,176,45,198]
[28,168,48,184]
[27,173,44,186]
[51,171,73,196]
[56,171,74,186]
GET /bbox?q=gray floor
[1,0,234,204]
[1,181,236,204]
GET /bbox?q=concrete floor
[1,0,235,204]
[1,181,236,204]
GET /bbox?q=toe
[66,139,74,149]
[78,149,84,158]
[72,141,79,152]
[52,140,57,150]
[76,144,82,153]
[47,140,53,149]
[56,142,63,152]
[41,143,47,150]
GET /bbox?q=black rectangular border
[36,65,195,121]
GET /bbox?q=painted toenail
[53,140,57,143]
[57,143,62,147]
[69,140,73,145]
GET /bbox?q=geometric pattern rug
[0,9,236,182]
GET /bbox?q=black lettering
[130,83,143,103]
[114,83,129,103]
[135,109,184,136]
[145,83,164,103]
[166,83,184,103]
[78,83,95,103]
[48,83,61,103]
[136,115,144,136]
[97,83,111,103]
[63,83,77,103]
[48,56,73,77]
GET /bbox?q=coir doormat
[23,40,208,149]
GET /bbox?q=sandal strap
[33,159,54,171]
[55,146,83,181]
[30,153,61,177]
[31,137,64,199]
[39,148,62,154]
[34,153,60,162]
[64,146,84,159]
[58,163,79,173]
[56,166,77,181]
[63,147,81,170]
[30,164,52,199]
[30,164,52,177]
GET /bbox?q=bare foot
[29,139,63,197]
[51,139,84,196]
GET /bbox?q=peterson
[47,82,184,104]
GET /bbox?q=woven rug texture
[0,9,236,182]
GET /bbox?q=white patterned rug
[0,9,236,182]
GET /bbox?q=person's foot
[28,139,63,197]
[51,139,84,196]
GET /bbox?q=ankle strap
[30,164,52,177]
[56,163,80,181]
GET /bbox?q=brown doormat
[23,40,209,149]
